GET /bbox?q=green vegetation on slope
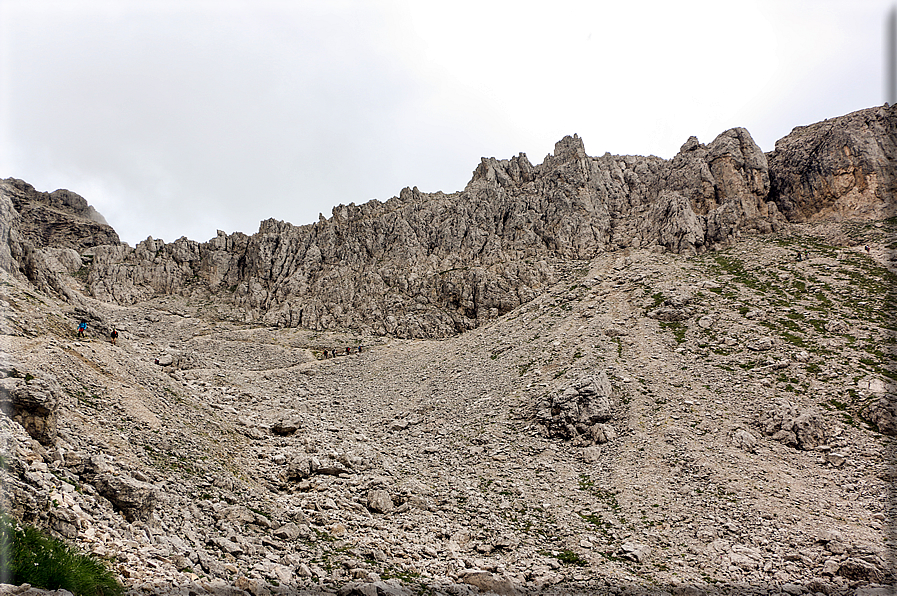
[0,513,123,596]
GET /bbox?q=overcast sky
[1,0,893,246]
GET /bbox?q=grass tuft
[0,513,124,596]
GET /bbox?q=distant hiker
[77,320,86,337]
[346,347,351,355]
[110,328,118,345]
[865,245,871,254]
[796,251,803,261]
[358,345,363,353]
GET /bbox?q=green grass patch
[659,321,687,344]
[579,513,608,528]
[542,549,588,567]
[0,513,123,596]
[776,318,802,332]
[613,337,623,358]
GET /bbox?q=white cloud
[1,0,892,245]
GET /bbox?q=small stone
[821,559,840,575]
[825,452,847,467]
[733,429,757,453]
[388,419,409,431]
[747,337,775,351]
[271,416,302,436]
[824,320,849,333]
[367,489,394,513]
[273,523,301,541]
[581,445,602,463]
[618,542,651,563]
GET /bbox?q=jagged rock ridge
[79,127,784,338]
[1,105,893,338]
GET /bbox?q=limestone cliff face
[0,178,120,297]
[78,127,785,337]
[768,104,897,222]
[2,106,893,338]
[1,178,119,251]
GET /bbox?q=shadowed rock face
[0,178,120,296]
[768,104,897,222]
[1,106,893,338]
[1,178,119,251]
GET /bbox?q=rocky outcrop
[0,178,119,252]
[536,373,615,445]
[768,104,897,222]
[2,106,893,339]
[0,187,20,274]
[758,401,828,450]
[73,128,789,337]
[0,367,61,446]
[0,179,118,300]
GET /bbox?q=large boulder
[536,373,614,444]
[862,396,897,436]
[93,472,159,522]
[0,368,61,446]
[758,401,827,450]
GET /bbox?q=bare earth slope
[0,106,895,596]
